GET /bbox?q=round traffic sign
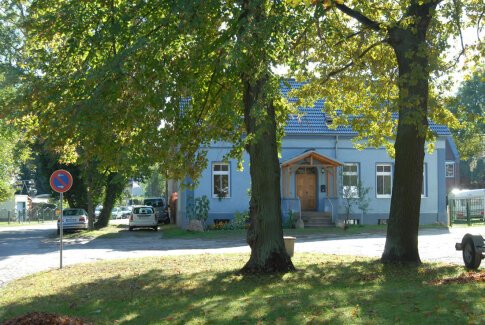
[50,170,73,193]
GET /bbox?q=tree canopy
[3,0,483,269]
[287,0,483,263]
[450,68,485,187]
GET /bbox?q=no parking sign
[50,170,73,193]
[50,169,73,269]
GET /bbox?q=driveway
[1,221,483,288]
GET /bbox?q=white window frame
[342,163,359,198]
[376,163,392,198]
[445,161,455,178]
[212,162,230,198]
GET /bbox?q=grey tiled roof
[282,79,451,136]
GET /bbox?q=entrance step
[301,211,334,228]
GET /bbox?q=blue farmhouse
[174,80,460,228]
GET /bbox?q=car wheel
[129,226,133,231]
[153,226,158,231]
[462,235,482,270]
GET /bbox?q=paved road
[1,221,483,288]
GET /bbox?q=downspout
[335,135,339,160]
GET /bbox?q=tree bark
[240,75,295,274]
[85,163,95,230]
[95,172,126,228]
[236,0,294,274]
[381,3,436,263]
[62,166,88,213]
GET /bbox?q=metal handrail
[325,197,334,221]
[281,197,301,221]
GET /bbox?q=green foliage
[142,164,165,198]
[188,195,210,224]
[283,209,298,229]
[225,211,250,230]
[0,120,29,202]
[5,0,482,265]
[342,181,371,221]
[449,68,485,187]
[289,0,482,152]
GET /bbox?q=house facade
[175,82,459,228]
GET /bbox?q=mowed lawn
[0,253,483,324]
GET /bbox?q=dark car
[143,197,170,224]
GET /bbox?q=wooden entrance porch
[281,150,343,226]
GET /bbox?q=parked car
[111,207,122,219]
[57,208,88,234]
[143,197,170,224]
[119,206,131,219]
[95,205,103,218]
[129,206,158,231]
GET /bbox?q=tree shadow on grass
[1,255,483,324]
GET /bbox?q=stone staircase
[301,211,334,228]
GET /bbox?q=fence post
[447,199,455,226]
[466,200,470,226]
[7,210,10,224]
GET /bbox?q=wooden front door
[296,169,317,210]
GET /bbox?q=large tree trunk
[237,0,294,274]
[382,4,435,263]
[85,162,95,230]
[61,164,88,212]
[95,172,125,228]
[240,75,295,274]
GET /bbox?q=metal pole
[60,192,63,269]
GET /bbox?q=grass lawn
[53,224,394,241]
[0,254,483,324]
[159,224,393,240]
[160,223,450,240]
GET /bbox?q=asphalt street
[1,221,483,288]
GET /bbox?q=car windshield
[63,209,84,216]
[133,207,154,214]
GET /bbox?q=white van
[129,205,158,231]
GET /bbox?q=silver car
[57,208,89,234]
[129,206,158,231]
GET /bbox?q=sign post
[50,170,73,269]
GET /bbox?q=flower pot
[283,236,296,257]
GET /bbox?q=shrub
[188,195,210,225]
[230,211,250,229]
[210,211,250,231]
[283,210,297,229]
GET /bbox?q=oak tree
[292,0,483,263]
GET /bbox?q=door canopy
[281,150,343,168]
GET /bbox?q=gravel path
[1,221,483,288]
